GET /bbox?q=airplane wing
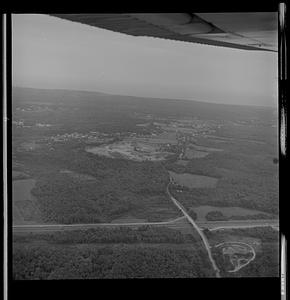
[50,13,278,52]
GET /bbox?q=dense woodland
[16,147,178,223]
[13,244,215,279]
[13,226,214,279]
[13,226,194,244]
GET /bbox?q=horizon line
[12,85,278,109]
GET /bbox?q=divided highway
[166,178,221,278]
[13,217,186,233]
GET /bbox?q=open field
[191,205,274,222]
[13,179,36,201]
[59,169,96,181]
[13,179,43,225]
[176,160,189,166]
[184,148,209,159]
[19,141,41,151]
[188,143,223,152]
[169,171,218,189]
[12,171,30,180]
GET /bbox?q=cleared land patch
[19,141,42,151]
[184,148,209,159]
[192,205,273,222]
[86,140,173,161]
[59,169,96,181]
[13,179,36,202]
[13,179,43,224]
[176,160,189,166]
[205,134,266,145]
[169,171,218,189]
[188,143,223,152]
[12,171,30,180]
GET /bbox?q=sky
[12,14,278,107]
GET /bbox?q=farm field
[188,143,224,152]
[176,160,189,166]
[169,171,218,188]
[191,205,274,222]
[184,148,209,159]
[12,179,43,225]
[12,171,30,180]
[13,179,36,201]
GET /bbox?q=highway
[13,217,278,232]
[12,217,186,233]
[13,217,278,233]
[166,178,221,278]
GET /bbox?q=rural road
[166,177,221,278]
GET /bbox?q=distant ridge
[12,86,276,110]
[12,86,276,124]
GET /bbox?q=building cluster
[12,120,52,128]
[48,131,115,144]
[16,105,52,113]
[12,120,24,126]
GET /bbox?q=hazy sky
[12,14,278,107]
